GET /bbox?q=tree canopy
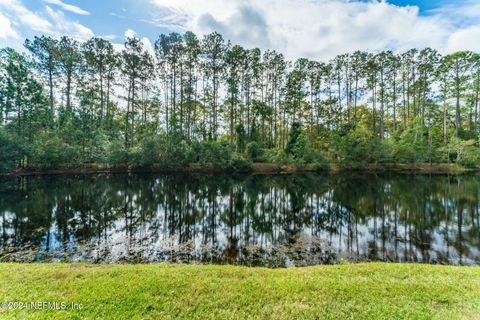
[1,32,480,172]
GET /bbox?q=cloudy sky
[1,0,479,60]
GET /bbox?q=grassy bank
[0,263,479,319]
[2,162,476,176]
[254,162,475,174]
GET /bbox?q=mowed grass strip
[0,263,479,319]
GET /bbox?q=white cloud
[111,43,125,53]
[0,0,52,34]
[141,37,155,55]
[43,0,91,16]
[123,29,155,55]
[101,34,119,41]
[0,12,20,44]
[44,6,94,41]
[0,0,95,48]
[150,0,480,60]
[446,26,480,53]
[124,28,136,39]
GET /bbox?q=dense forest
[1,31,480,172]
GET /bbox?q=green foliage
[106,135,195,169]
[235,124,247,153]
[0,130,26,172]
[2,35,480,173]
[282,123,328,168]
[246,141,263,161]
[101,135,252,171]
[193,140,251,170]
[285,122,302,155]
[393,119,429,163]
[137,135,193,168]
[106,142,131,168]
[459,146,480,168]
[336,126,390,167]
[81,130,111,165]
[290,132,308,159]
[230,153,252,171]
[262,148,292,166]
[29,131,79,168]
[439,138,480,167]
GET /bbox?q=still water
[0,173,479,266]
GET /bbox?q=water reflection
[0,173,479,266]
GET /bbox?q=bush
[135,135,193,168]
[30,132,79,168]
[194,140,232,168]
[106,143,132,168]
[262,148,293,166]
[246,141,263,161]
[299,148,330,169]
[336,126,378,167]
[459,146,480,167]
[439,138,480,168]
[103,136,252,171]
[135,136,159,167]
[393,119,428,164]
[373,139,393,164]
[230,153,253,171]
[81,130,111,164]
[285,122,302,156]
[0,130,26,172]
[192,140,251,170]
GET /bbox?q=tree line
[1,31,480,171]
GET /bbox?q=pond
[0,173,479,266]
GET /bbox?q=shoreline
[1,163,477,177]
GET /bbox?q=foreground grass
[0,263,479,319]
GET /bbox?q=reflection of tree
[1,173,480,265]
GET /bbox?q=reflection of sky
[2,196,479,265]
[1,173,479,265]
[39,229,77,262]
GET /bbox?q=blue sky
[1,0,479,60]
[383,0,444,10]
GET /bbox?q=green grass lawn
[0,263,479,319]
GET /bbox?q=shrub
[459,146,480,167]
[30,132,79,168]
[285,122,302,155]
[81,130,110,165]
[262,148,293,165]
[246,141,263,161]
[134,135,193,168]
[439,138,480,168]
[299,148,330,169]
[104,140,134,168]
[194,140,233,168]
[192,140,251,170]
[373,139,393,164]
[393,119,428,164]
[230,153,253,171]
[0,130,26,172]
[336,126,378,167]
